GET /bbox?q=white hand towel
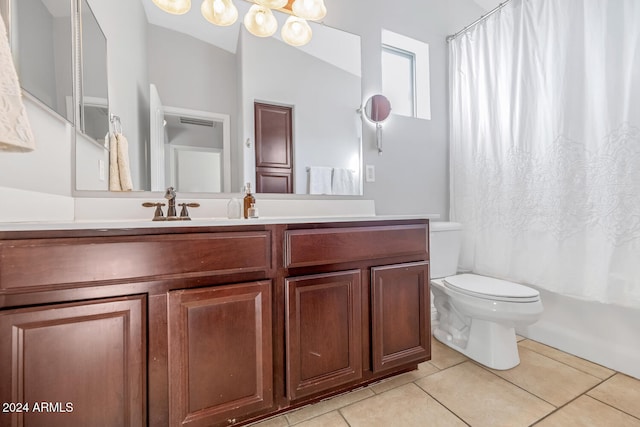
[332,168,357,195]
[108,132,133,191]
[308,166,333,195]
[116,133,133,191]
[108,133,121,191]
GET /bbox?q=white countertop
[0,214,439,232]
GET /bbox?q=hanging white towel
[116,133,133,191]
[332,168,357,195]
[108,133,121,191]
[308,166,333,195]
[108,132,133,191]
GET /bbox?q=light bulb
[244,4,278,37]
[291,0,326,21]
[254,0,288,9]
[201,0,238,26]
[281,16,312,46]
[152,0,192,15]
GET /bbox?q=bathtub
[516,287,640,380]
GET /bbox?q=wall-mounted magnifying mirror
[362,94,391,154]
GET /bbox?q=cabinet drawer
[284,224,427,268]
[0,231,271,291]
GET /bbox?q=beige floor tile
[430,337,467,370]
[292,411,349,427]
[519,339,615,380]
[341,382,465,427]
[249,415,289,427]
[587,373,640,419]
[516,335,525,342]
[534,395,640,426]
[417,361,554,427]
[489,346,602,407]
[285,388,374,425]
[370,361,440,394]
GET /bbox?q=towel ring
[110,113,122,134]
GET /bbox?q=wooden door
[167,281,273,427]
[371,262,430,372]
[285,270,362,401]
[0,296,146,427]
[254,102,293,193]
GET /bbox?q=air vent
[179,117,216,127]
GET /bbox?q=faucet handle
[178,202,200,220]
[142,202,166,221]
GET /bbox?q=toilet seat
[443,274,540,303]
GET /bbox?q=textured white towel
[108,133,121,191]
[308,166,333,195]
[108,132,133,191]
[332,168,357,195]
[0,12,35,152]
[116,133,133,191]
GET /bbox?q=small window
[382,45,416,117]
[381,29,431,120]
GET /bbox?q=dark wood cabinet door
[285,271,362,400]
[0,296,146,427]
[254,102,293,193]
[371,262,430,372]
[168,281,273,427]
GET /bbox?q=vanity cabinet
[0,218,429,427]
[280,222,431,404]
[167,281,273,427]
[285,270,362,400]
[0,296,145,427]
[371,262,430,372]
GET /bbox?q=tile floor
[250,336,640,427]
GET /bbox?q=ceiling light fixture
[152,0,326,47]
[201,0,239,26]
[152,0,192,15]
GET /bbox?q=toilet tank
[429,222,462,279]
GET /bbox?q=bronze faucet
[143,187,199,221]
[165,187,177,218]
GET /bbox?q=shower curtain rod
[446,0,515,42]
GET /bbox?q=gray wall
[322,0,485,217]
[85,0,150,190]
[147,23,238,188]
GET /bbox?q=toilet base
[434,318,520,370]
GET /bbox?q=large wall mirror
[94,0,362,196]
[7,0,363,196]
[4,0,74,123]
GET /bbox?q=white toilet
[429,222,543,370]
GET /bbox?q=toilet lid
[443,274,540,302]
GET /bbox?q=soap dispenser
[248,202,259,219]
[227,197,241,219]
[243,183,255,219]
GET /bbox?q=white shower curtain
[449,0,640,308]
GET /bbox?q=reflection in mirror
[9,0,74,122]
[69,0,362,195]
[362,94,392,155]
[150,83,231,193]
[364,94,392,123]
[79,0,108,144]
